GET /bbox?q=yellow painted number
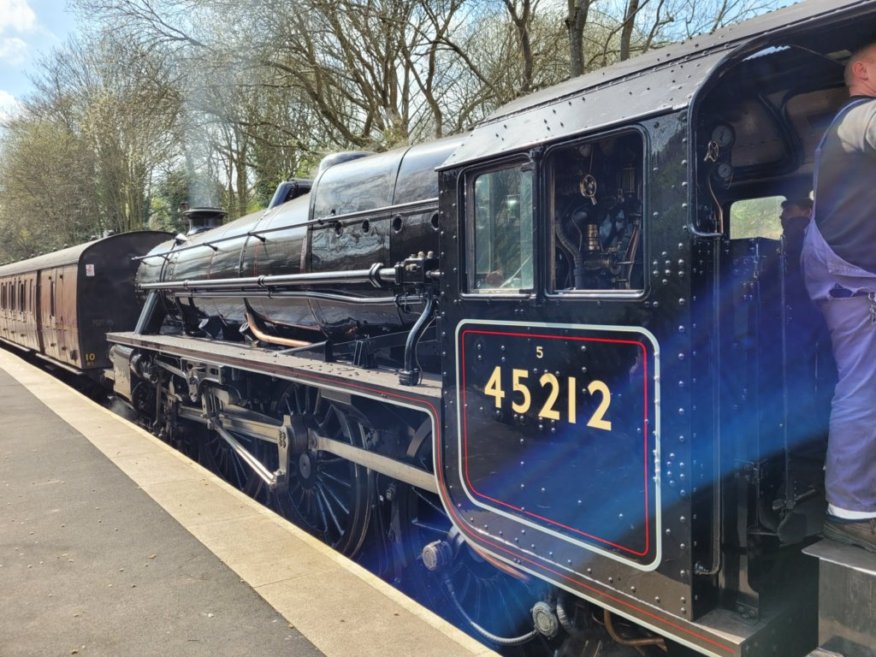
[482,366,612,431]
[485,366,505,408]
[538,373,561,420]
[85,352,97,363]
[511,369,531,414]
[586,380,612,431]
[568,375,577,424]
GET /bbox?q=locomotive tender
[1,0,871,655]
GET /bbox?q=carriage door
[437,127,668,591]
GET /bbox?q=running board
[803,540,876,657]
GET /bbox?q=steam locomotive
[2,1,875,655]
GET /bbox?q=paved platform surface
[0,349,496,657]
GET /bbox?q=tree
[73,0,570,149]
[0,0,792,256]
[0,117,97,261]
[28,35,182,233]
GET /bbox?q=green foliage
[148,168,190,233]
[0,34,182,260]
[0,116,100,262]
[730,196,784,240]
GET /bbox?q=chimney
[183,207,227,235]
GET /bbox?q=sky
[0,0,77,120]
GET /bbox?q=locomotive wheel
[272,385,373,557]
[394,422,547,650]
[197,430,267,500]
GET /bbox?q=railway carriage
[0,232,169,375]
[0,0,865,655]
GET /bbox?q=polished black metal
[267,178,312,209]
[399,292,434,386]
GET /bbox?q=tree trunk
[503,0,535,94]
[566,0,591,78]
[620,0,641,61]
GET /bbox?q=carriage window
[468,163,534,292]
[549,132,644,292]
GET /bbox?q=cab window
[467,163,534,293]
[730,196,784,240]
[548,131,644,292]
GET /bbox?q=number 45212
[483,366,612,431]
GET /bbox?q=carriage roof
[0,232,170,278]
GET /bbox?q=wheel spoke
[410,520,446,536]
[415,490,445,517]
[289,481,304,507]
[320,470,352,488]
[456,572,472,603]
[318,486,344,536]
[320,479,351,515]
[270,385,372,556]
[312,490,328,532]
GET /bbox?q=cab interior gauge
[711,123,735,148]
[715,162,734,183]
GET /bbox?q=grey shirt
[815,96,876,273]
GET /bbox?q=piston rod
[213,425,278,488]
[313,434,438,494]
[179,404,438,493]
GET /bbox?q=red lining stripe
[459,328,652,557]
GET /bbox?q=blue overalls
[802,99,876,519]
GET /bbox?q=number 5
[511,369,531,414]
[511,370,532,415]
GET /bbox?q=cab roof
[440,0,876,169]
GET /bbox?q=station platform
[0,349,497,657]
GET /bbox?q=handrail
[140,263,399,292]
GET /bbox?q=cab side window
[468,163,534,293]
[549,132,644,292]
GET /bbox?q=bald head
[845,42,876,96]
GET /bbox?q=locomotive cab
[688,8,876,620]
